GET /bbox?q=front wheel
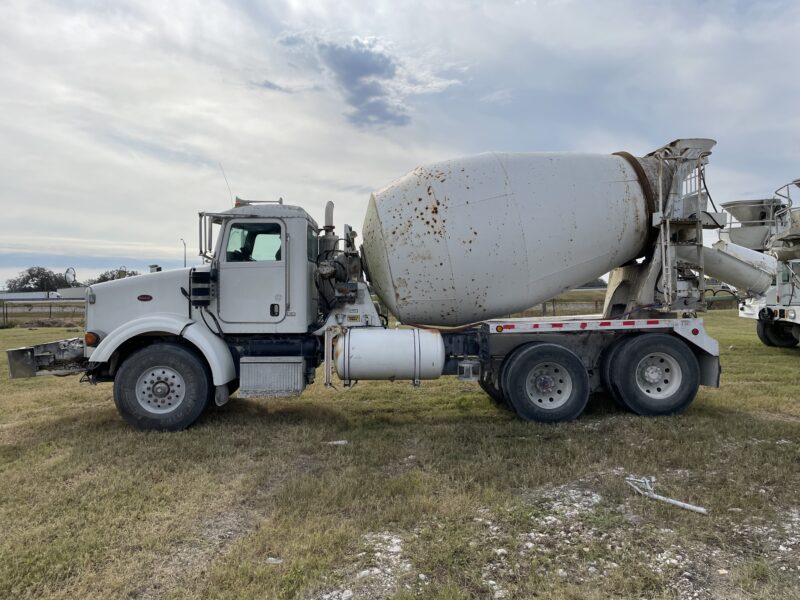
[609,334,699,416]
[113,343,211,431]
[502,343,589,422]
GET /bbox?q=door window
[225,222,282,262]
[307,224,319,261]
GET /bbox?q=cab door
[218,219,287,324]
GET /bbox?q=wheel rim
[135,366,186,414]
[524,362,573,409]
[634,352,682,400]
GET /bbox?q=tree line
[3,266,141,292]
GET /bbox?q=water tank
[362,152,658,326]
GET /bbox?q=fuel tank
[362,152,659,326]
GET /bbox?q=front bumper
[6,338,87,379]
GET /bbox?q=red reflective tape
[580,322,588,329]
[503,324,515,330]
[599,321,611,326]
[646,320,659,325]
[551,323,563,328]
[531,324,540,329]
[622,320,635,326]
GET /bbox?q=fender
[181,322,237,385]
[89,313,236,385]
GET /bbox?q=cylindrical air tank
[362,152,659,326]
[335,328,445,381]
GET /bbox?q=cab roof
[207,202,318,229]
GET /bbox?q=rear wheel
[503,343,589,422]
[609,334,699,416]
[757,320,798,348]
[599,336,632,409]
[114,343,211,431]
[479,376,509,409]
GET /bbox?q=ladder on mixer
[656,151,709,311]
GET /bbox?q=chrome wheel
[524,362,573,409]
[634,352,682,400]
[135,366,186,414]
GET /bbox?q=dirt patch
[475,484,607,599]
[732,507,800,573]
[313,531,416,600]
[130,455,323,599]
[472,475,800,599]
[131,505,257,599]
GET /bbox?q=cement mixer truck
[721,179,800,347]
[7,138,777,430]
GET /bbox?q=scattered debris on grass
[316,532,412,599]
[626,476,708,515]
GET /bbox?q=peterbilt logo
[137,294,153,302]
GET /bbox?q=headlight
[789,309,797,320]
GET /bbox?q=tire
[609,334,699,416]
[502,343,590,423]
[479,376,509,409]
[756,320,777,347]
[758,321,798,348]
[113,343,211,431]
[599,336,632,410]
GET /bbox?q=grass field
[1,311,799,599]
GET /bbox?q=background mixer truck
[6,138,777,430]
[720,179,800,347]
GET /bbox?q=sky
[1,0,799,286]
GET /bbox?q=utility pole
[180,238,187,267]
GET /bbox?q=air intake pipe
[319,201,338,258]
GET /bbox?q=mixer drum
[362,152,654,326]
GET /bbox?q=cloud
[479,88,514,105]
[1,0,799,279]
[276,33,457,127]
[278,32,306,47]
[254,79,291,92]
[317,38,408,126]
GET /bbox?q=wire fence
[1,301,85,327]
